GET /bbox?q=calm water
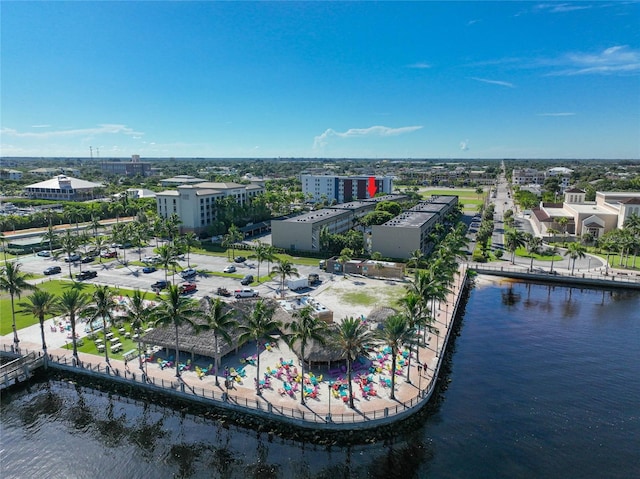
[2,279,639,479]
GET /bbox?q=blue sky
[1,1,639,159]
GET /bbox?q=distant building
[101,155,151,177]
[24,175,103,201]
[0,169,23,180]
[155,181,265,233]
[301,174,394,203]
[125,188,157,199]
[160,175,207,187]
[512,167,573,191]
[531,189,640,239]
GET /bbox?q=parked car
[76,270,97,281]
[143,255,160,264]
[234,288,259,299]
[179,282,197,294]
[101,251,117,259]
[43,266,61,275]
[81,256,94,264]
[234,256,246,263]
[37,250,51,257]
[240,274,254,285]
[64,253,81,262]
[151,280,169,290]
[223,265,236,273]
[180,268,197,279]
[142,266,157,273]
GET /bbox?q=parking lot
[19,246,326,300]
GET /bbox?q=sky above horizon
[1,1,639,160]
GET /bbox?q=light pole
[327,382,332,422]
[417,364,423,393]
[446,303,449,327]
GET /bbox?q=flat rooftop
[379,211,436,228]
[282,208,349,223]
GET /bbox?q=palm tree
[504,229,527,264]
[397,291,425,364]
[58,230,79,278]
[251,241,270,283]
[376,314,415,397]
[408,249,424,272]
[198,296,237,387]
[237,299,281,396]
[92,235,109,264]
[286,305,328,405]
[227,224,243,260]
[332,316,374,408]
[85,285,116,364]
[548,244,560,274]
[274,259,299,297]
[0,262,35,351]
[526,236,543,271]
[157,244,179,283]
[41,224,59,256]
[18,289,56,357]
[564,242,587,275]
[121,289,151,372]
[180,232,199,268]
[89,214,104,238]
[56,288,91,365]
[151,284,201,377]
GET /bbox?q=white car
[234,288,259,299]
[223,265,236,273]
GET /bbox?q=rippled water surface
[2,279,639,478]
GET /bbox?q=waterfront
[2,278,639,478]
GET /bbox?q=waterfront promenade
[1,267,469,430]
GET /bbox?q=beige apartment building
[156,182,264,233]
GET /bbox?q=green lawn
[0,280,156,336]
[61,324,149,361]
[514,247,563,262]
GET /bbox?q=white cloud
[534,3,592,13]
[407,62,431,69]
[548,45,640,76]
[0,124,143,139]
[31,124,51,128]
[313,125,423,149]
[460,139,470,151]
[537,112,576,116]
[471,77,515,88]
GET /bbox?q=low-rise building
[531,189,640,239]
[0,169,23,180]
[101,155,152,177]
[24,175,103,201]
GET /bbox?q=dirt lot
[312,274,408,322]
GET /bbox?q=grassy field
[514,247,563,262]
[0,280,157,336]
[418,187,486,212]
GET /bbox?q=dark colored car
[151,280,169,290]
[179,282,197,294]
[101,251,117,259]
[43,266,62,275]
[76,270,97,281]
[240,274,254,285]
[81,256,94,263]
[234,256,246,263]
[142,266,157,273]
